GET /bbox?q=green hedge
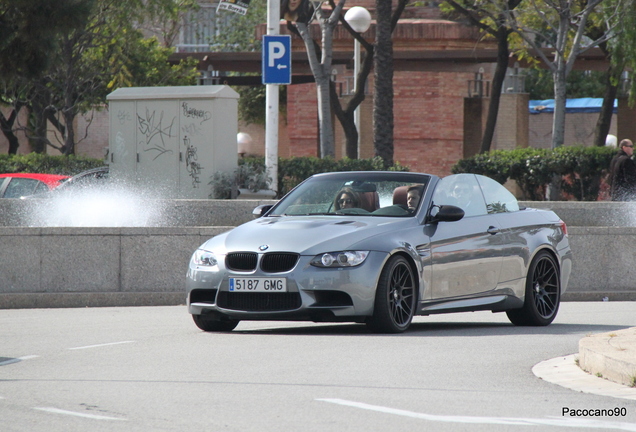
[0,154,105,176]
[452,147,616,201]
[210,156,409,198]
[4,150,616,201]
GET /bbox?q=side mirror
[429,205,464,223]
[252,204,273,219]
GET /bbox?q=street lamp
[344,6,371,157]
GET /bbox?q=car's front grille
[226,252,299,273]
[217,292,302,312]
[261,253,299,273]
[226,252,257,271]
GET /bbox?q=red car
[0,173,70,198]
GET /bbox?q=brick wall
[391,71,468,174]
[286,83,319,158]
[285,69,475,175]
[493,93,529,151]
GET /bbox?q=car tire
[506,251,560,326]
[192,314,239,332]
[367,255,417,333]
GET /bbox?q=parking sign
[262,35,292,85]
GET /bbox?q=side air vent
[189,289,218,304]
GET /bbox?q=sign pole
[265,0,280,195]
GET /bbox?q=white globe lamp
[344,6,372,33]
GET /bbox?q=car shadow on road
[233,321,631,337]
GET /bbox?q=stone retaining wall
[3,200,635,228]
[1,200,635,308]
[0,227,229,308]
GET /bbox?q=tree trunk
[549,58,568,200]
[330,38,373,159]
[0,107,22,155]
[28,98,50,154]
[551,66,567,149]
[316,77,335,157]
[62,109,76,155]
[594,63,621,147]
[373,0,394,167]
[331,81,358,158]
[295,11,340,159]
[480,26,509,153]
[343,109,358,158]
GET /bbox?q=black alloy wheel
[367,255,417,333]
[507,251,560,326]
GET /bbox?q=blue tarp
[529,98,618,114]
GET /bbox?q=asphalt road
[1,302,635,432]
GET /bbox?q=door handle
[487,226,500,235]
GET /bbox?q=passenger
[449,180,486,217]
[333,187,360,210]
[406,185,423,211]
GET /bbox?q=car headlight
[310,251,369,268]
[192,249,219,269]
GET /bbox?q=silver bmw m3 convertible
[186,171,572,333]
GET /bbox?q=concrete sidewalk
[534,327,636,400]
[578,327,636,388]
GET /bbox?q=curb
[0,292,185,309]
[533,354,636,401]
[578,327,636,388]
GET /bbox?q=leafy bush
[452,146,616,201]
[209,161,272,199]
[553,146,615,201]
[0,153,105,175]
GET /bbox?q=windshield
[269,172,431,217]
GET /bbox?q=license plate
[229,277,287,292]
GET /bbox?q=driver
[333,187,360,210]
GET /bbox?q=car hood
[201,215,410,255]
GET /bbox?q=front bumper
[186,251,389,322]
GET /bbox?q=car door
[428,174,504,299]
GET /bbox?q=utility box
[106,86,239,198]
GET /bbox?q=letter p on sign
[268,42,285,67]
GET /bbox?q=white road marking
[317,398,636,431]
[0,355,39,366]
[68,341,134,350]
[34,407,126,421]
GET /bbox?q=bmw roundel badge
[259,245,269,251]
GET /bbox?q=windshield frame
[267,171,432,218]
